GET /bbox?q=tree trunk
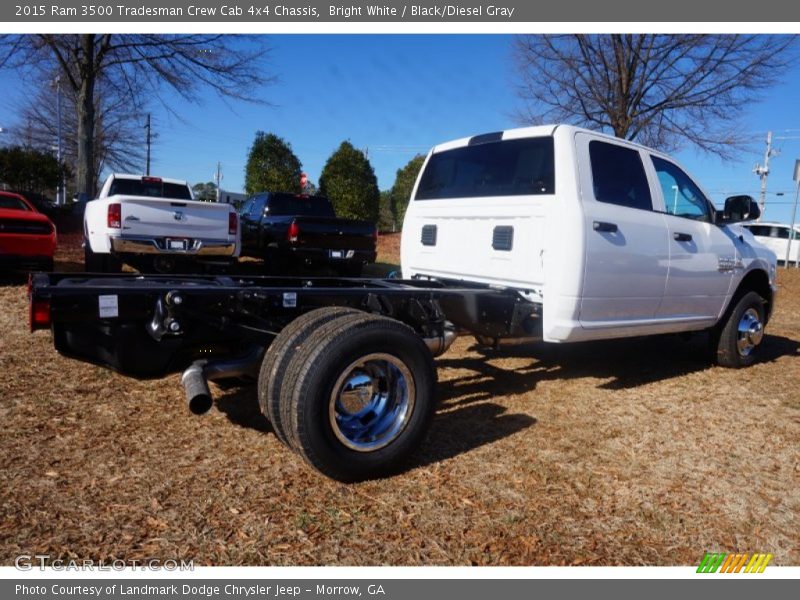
[75,34,96,201]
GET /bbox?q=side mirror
[722,195,760,223]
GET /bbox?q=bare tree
[12,73,145,192]
[0,34,272,198]
[514,34,795,156]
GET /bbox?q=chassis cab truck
[30,125,777,481]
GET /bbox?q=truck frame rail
[29,272,541,379]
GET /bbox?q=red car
[0,191,57,272]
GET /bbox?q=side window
[588,141,653,211]
[249,195,267,218]
[772,226,790,239]
[651,157,712,222]
[240,197,254,217]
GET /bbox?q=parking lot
[1,233,798,566]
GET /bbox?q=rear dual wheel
[258,308,436,481]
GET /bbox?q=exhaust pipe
[423,326,458,357]
[182,362,213,415]
[181,347,264,415]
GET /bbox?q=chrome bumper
[110,235,236,257]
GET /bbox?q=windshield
[415,136,555,200]
[108,178,192,200]
[0,195,32,211]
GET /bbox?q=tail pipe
[182,362,213,415]
[181,347,264,415]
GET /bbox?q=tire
[281,315,437,482]
[711,291,766,368]
[257,307,362,446]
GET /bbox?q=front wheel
[711,291,766,368]
[280,315,437,482]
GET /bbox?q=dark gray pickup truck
[239,192,377,276]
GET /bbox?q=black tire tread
[713,290,765,368]
[283,315,436,481]
[257,307,362,446]
[280,312,381,450]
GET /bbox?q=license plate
[167,239,188,250]
[329,250,343,259]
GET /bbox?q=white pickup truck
[401,124,777,366]
[83,174,239,273]
[32,125,778,481]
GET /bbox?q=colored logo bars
[697,552,773,573]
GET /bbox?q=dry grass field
[1,233,798,566]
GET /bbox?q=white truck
[83,174,240,273]
[32,125,777,481]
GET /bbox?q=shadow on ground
[200,330,799,476]
[436,333,800,394]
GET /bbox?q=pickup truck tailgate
[117,196,231,239]
[294,216,375,250]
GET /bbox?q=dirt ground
[0,233,798,566]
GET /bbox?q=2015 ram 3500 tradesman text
[30,125,777,481]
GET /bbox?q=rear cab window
[109,177,192,200]
[414,136,555,200]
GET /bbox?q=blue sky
[2,34,800,223]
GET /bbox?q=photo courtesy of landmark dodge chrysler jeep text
[30,125,777,481]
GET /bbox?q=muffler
[423,325,458,357]
[180,347,264,415]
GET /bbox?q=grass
[0,233,798,565]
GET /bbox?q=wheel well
[731,269,773,322]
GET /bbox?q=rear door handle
[673,232,693,242]
[593,221,618,233]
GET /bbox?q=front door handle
[673,232,693,242]
[593,221,618,233]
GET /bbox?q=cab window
[240,197,255,217]
[651,157,712,222]
[588,141,653,211]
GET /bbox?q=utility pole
[214,161,222,202]
[144,113,151,175]
[753,131,776,222]
[55,76,64,205]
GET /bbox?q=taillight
[287,221,300,243]
[107,203,121,229]
[30,299,51,332]
[228,211,238,236]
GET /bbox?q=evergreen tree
[389,155,425,227]
[244,131,302,195]
[319,141,379,222]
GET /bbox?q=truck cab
[402,125,777,346]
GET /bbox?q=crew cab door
[576,134,670,328]
[647,155,735,321]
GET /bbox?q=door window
[248,195,267,219]
[651,157,712,222]
[240,197,254,217]
[588,141,653,211]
